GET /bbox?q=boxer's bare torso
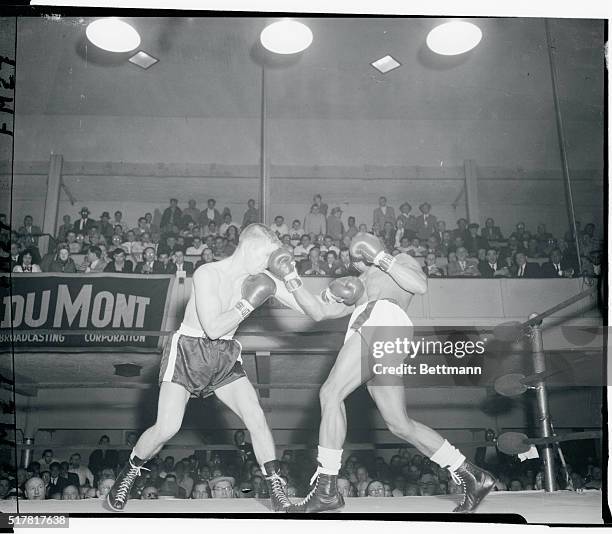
[181,260,248,337]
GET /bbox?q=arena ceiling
[15,16,604,122]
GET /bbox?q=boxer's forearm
[291,286,350,321]
[384,262,428,294]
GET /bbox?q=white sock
[317,445,343,475]
[430,440,465,472]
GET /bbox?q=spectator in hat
[74,207,96,234]
[327,207,345,244]
[98,212,114,242]
[103,248,134,273]
[373,196,396,229]
[396,202,413,229]
[415,202,437,240]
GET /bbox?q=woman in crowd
[103,248,134,273]
[13,250,41,272]
[47,245,77,273]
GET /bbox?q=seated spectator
[509,479,524,491]
[323,250,338,274]
[439,231,453,257]
[465,223,488,256]
[304,204,326,236]
[75,233,88,254]
[397,236,411,254]
[82,246,107,273]
[186,236,206,256]
[133,247,160,274]
[366,479,385,497]
[319,235,340,255]
[68,453,94,487]
[342,216,358,241]
[18,214,42,250]
[209,476,235,499]
[97,478,114,499]
[113,224,124,241]
[112,208,122,226]
[173,250,194,276]
[541,248,575,278]
[426,235,441,257]
[191,482,211,499]
[57,214,73,242]
[284,220,303,246]
[423,253,445,277]
[13,250,41,272]
[24,477,45,500]
[65,231,82,254]
[371,222,382,237]
[62,485,80,500]
[47,245,77,273]
[226,225,240,246]
[298,247,330,276]
[406,238,426,257]
[333,247,359,276]
[219,213,239,237]
[447,247,480,277]
[501,235,524,260]
[214,236,235,259]
[510,221,531,245]
[141,232,156,251]
[199,198,222,228]
[159,473,182,498]
[9,241,20,269]
[293,234,314,257]
[141,486,159,500]
[175,462,194,498]
[327,207,345,243]
[381,221,396,251]
[280,234,294,253]
[203,221,219,239]
[513,252,540,278]
[195,248,215,269]
[526,238,542,258]
[356,466,372,497]
[479,249,511,278]
[87,226,107,248]
[481,217,503,241]
[418,473,439,496]
[271,215,289,238]
[104,248,133,273]
[121,230,138,255]
[404,483,419,496]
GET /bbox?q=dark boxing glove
[321,276,365,306]
[235,273,276,320]
[267,248,303,292]
[349,232,396,272]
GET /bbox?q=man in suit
[74,207,97,234]
[513,252,541,278]
[481,218,503,242]
[135,247,164,274]
[414,202,437,241]
[447,247,481,277]
[465,223,489,257]
[452,218,469,242]
[18,215,43,250]
[172,249,194,276]
[396,202,413,229]
[372,196,396,229]
[47,462,71,496]
[297,246,331,276]
[541,248,575,278]
[478,249,510,278]
[157,251,178,274]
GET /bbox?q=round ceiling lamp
[86,18,141,53]
[260,20,313,54]
[426,21,482,56]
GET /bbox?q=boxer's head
[237,224,282,274]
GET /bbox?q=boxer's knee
[153,419,181,443]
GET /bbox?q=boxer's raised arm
[269,274,352,321]
[386,253,428,294]
[193,268,243,339]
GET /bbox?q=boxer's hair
[240,223,281,247]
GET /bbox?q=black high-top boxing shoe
[263,460,291,512]
[287,471,344,513]
[105,456,149,512]
[451,460,496,513]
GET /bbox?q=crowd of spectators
[0,195,603,279]
[0,429,601,502]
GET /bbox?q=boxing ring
[2,279,606,524]
[8,490,604,524]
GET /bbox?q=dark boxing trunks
[159,324,246,398]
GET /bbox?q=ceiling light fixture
[86,18,141,53]
[426,21,482,56]
[260,20,313,54]
[371,55,401,74]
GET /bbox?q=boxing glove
[235,273,276,319]
[267,248,303,292]
[349,232,395,272]
[321,276,365,306]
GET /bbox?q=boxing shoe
[451,460,496,513]
[105,456,149,512]
[263,460,291,512]
[287,472,344,513]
